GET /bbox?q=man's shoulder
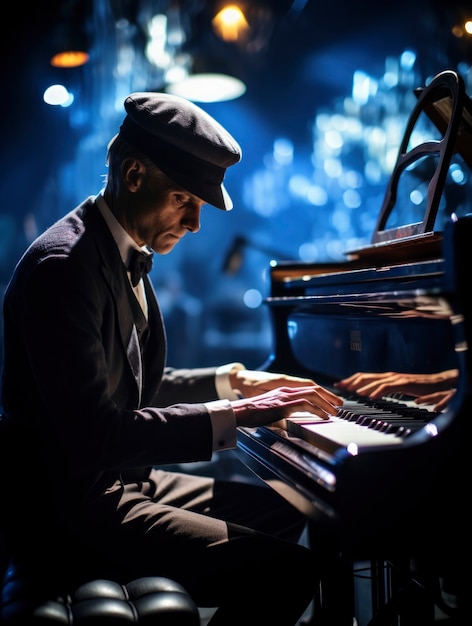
[29,200,91,253]
[14,197,104,277]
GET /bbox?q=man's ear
[122,158,145,191]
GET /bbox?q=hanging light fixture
[50,49,89,68]
[49,2,91,68]
[166,71,246,102]
[165,53,246,103]
[143,1,247,103]
[211,5,249,43]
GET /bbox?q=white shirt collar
[95,192,151,268]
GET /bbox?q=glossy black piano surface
[237,217,469,550]
[235,71,471,566]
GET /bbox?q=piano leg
[366,563,435,625]
[304,531,443,625]
[365,556,458,625]
[304,523,355,625]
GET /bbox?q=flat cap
[117,92,242,210]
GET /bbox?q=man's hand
[335,369,458,411]
[229,370,343,427]
[414,389,456,412]
[231,369,342,405]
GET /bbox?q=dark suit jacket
[1,196,222,537]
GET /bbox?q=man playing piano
[0,92,343,625]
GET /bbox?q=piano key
[286,412,404,449]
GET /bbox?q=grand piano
[235,69,470,624]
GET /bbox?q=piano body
[235,70,471,623]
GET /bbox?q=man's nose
[184,207,201,233]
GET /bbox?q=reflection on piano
[235,69,470,623]
[334,368,458,412]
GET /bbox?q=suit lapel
[87,202,144,402]
[141,276,167,405]
[102,263,144,405]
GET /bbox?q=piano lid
[346,69,472,264]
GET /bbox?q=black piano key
[332,393,439,444]
[343,393,437,417]
[384,421,423,433]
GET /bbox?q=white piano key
[286,411,404,449]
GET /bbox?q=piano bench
[0,560,200,625]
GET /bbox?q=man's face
[124,164,205,254]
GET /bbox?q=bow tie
[129,249,154,287]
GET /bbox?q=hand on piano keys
[334,369,458,412]
[229,368,343,406]
[230,369,344,427]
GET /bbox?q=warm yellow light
[465,20,472,35]
[212,5,249,42]
[50,50,90,68]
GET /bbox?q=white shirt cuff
[205,399,238,451]
[215,362,246,400]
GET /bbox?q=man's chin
[156,242,178,255]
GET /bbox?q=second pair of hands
[334,369,458,412]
